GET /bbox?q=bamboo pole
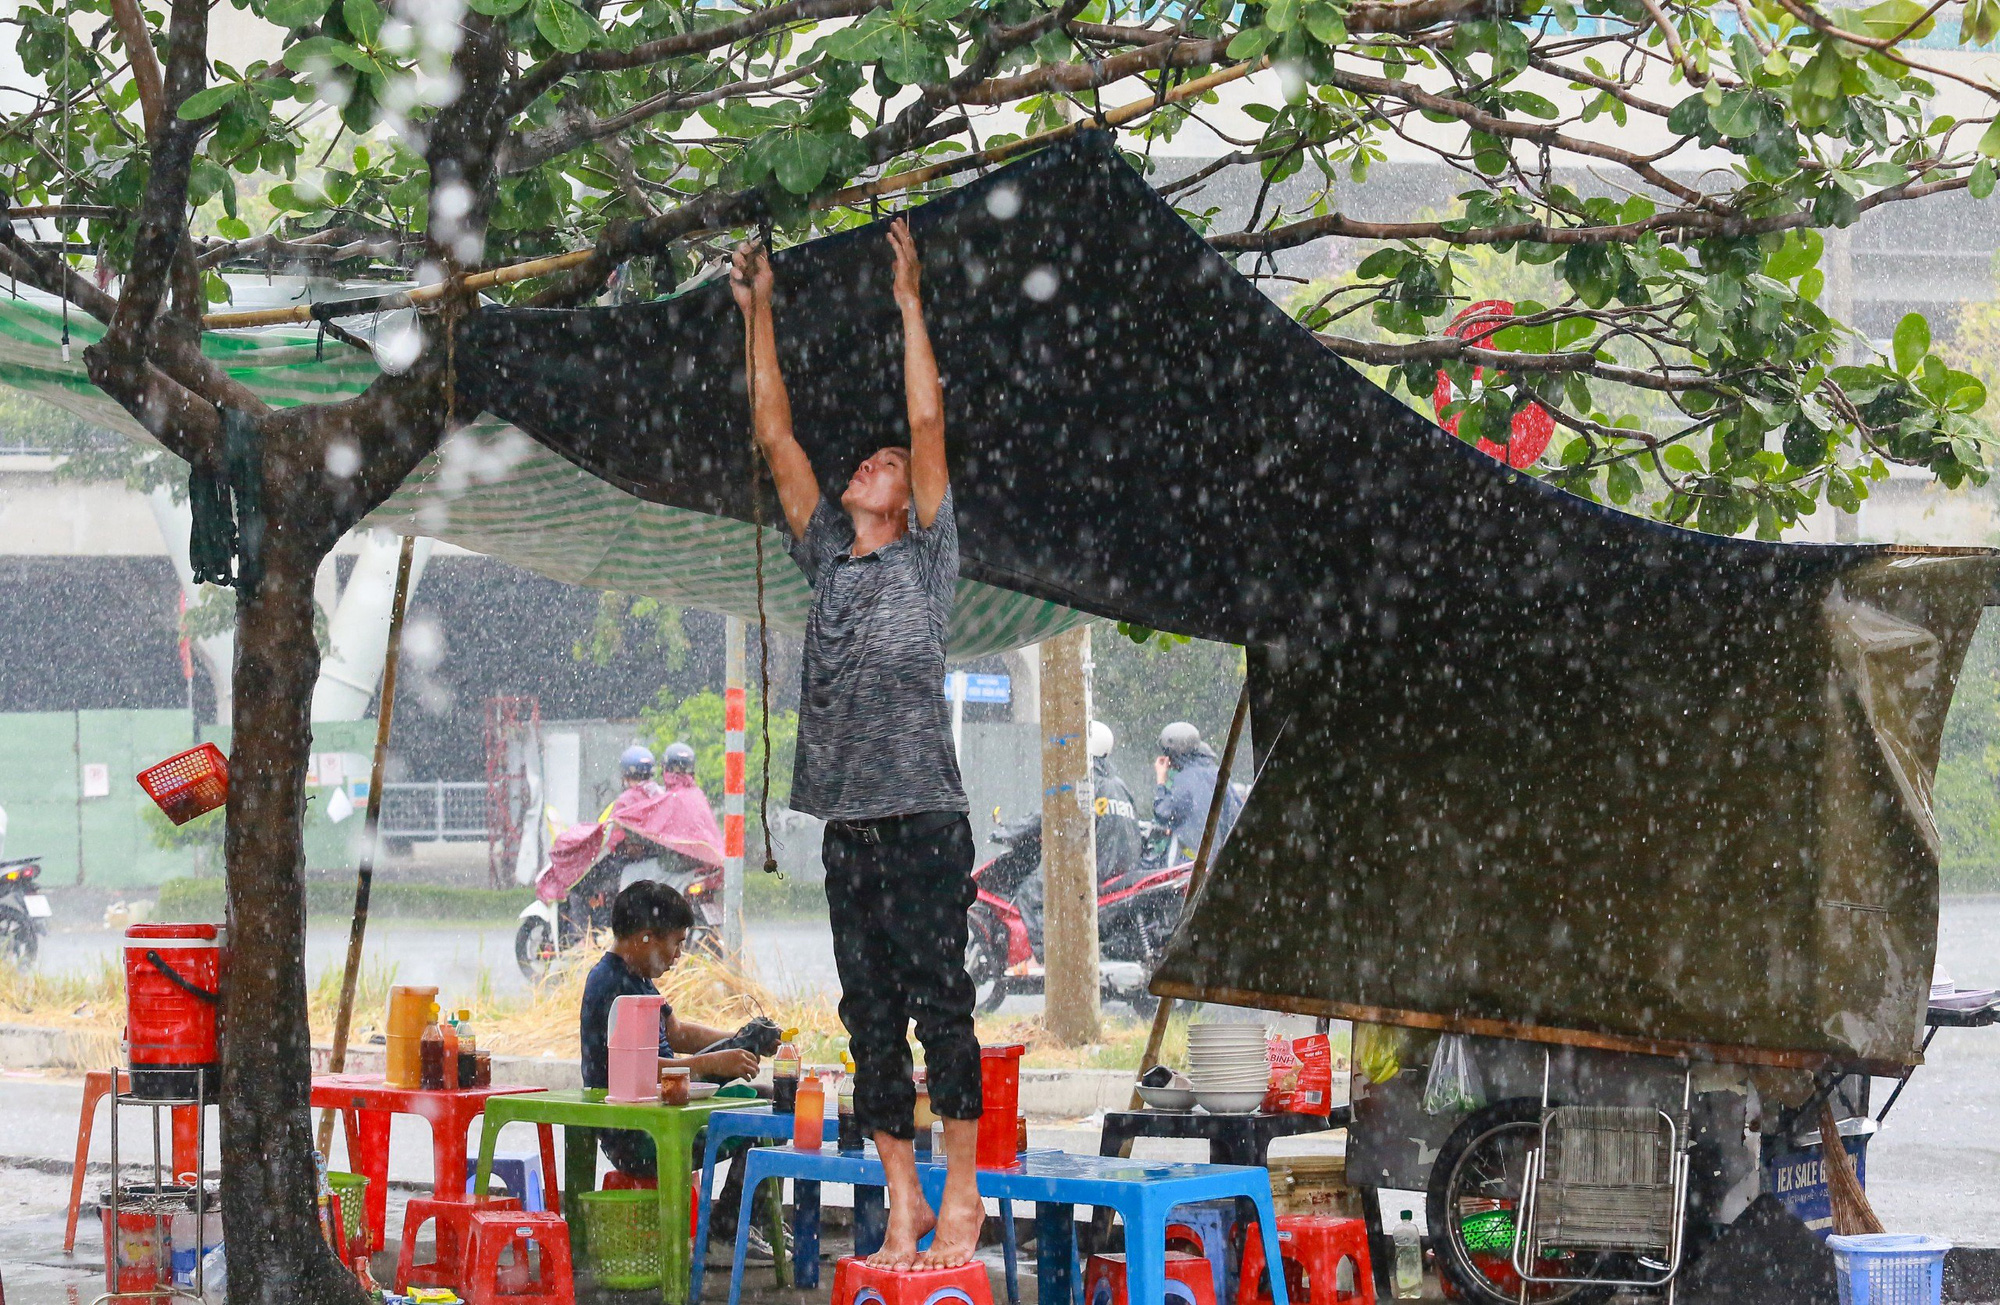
[202,250,595,330]
[314,534,418,1158]
[201,58,1265,331]
[1130,677,1251,1108]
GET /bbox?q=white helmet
[1088,720,1115,759]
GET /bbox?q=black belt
[825,809,962,846]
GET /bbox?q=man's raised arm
[732,241,819,537]
[887,219,947,529]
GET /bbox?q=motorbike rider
[1018,721,1144,963]
[1153,721,1244,862]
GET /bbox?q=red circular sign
[1433,300,1555,470]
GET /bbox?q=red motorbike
[963,815,1190,1017]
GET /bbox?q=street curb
[1,1025,1140,1118]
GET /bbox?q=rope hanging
[749,215,779,876]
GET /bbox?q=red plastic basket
[136,744,229,825]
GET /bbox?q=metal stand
[93,1066,209,1305]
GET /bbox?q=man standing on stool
[732,219,984,1270]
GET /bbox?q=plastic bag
[1354,1023,1411,1085]
[1421,1033,1486,1115]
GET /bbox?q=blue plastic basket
[1828,1234,1951,1305]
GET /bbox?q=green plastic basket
[578,1189,664,1290]
[326,1172,368,1247]
[1459,1208,1518,1254]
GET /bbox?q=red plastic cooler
[125,924,225,1099]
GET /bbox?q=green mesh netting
[578,1189,663,1290]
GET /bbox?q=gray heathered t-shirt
[786,487,968,822]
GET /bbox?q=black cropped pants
[823,810,982,1139]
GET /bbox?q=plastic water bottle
[1393,1210,1423,1298]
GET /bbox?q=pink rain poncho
[536,773,725,903]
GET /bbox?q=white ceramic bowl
[1195,1090,1269,1114]
[1137,1084,1199,1111]
[685,1082,720,1101]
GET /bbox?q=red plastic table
[310,1073,549,1251]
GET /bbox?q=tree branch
[109,0,165,136]
[504,0,884,116]
[1314,332,1716,393]
[105,0,208,353]
[502,60,822,174]
[957,37,1229,105]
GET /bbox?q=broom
[1819,1098,1884,1235]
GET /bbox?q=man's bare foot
[867,1200,936,1270]
[915,1190,983,1269]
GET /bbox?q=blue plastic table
[725,1148,1287,1305]
[689,1105,815,1305]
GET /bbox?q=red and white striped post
[722,615,747,956]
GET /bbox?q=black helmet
[663,741,697,774]
[1157,722,1202,759]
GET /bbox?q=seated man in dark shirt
[579,882,766,1249]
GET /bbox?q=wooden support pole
[1131,677,1250,1104]
[315,534,417,1157]
[1042,625,1100,1045]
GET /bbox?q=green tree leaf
[176,83,242,120]
[533,0,601,54]
[260,0,333,26]
[343,0,384,47]
[1893,312,1931,375]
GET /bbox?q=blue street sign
[945,673,1012,703]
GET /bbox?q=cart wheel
[1426,1097,1612,1305]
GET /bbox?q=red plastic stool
[1236,1215,1374,1305]
[462,1208,575,1305]
[395,1194,522,1292]
[1087,1251,1218,1305]
[831,1255,995,1305]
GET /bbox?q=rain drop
[1023,266,1059,302]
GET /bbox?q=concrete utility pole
[1040,625,1099,1043]
[723,616,747,956]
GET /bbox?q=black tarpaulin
[456,131,1997,1071]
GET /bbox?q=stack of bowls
[1186,1023,1270,1113]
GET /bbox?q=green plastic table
[472,1090,752,1305]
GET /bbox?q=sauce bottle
[418,1004,446,1090]
[793,1074,825,1151]
[772,1031,801,1113]
[836,1052,860,1151]
[454,1009,478,1089]
[440,1011,460,1087]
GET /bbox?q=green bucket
[578,1189,664,1290]
[326,1172,368,1248]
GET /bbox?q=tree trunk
[220,526,367,1305]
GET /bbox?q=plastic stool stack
[1828,1233,1951,1305]
[1087,1252,1218,1305]
[395,1194,522,1292]
[1166,1200,1240,1304]
[1237,1214,1374,1305]
[485,1150,546,1212]
[462,1208,575,1305]
[831,1256,996,1305]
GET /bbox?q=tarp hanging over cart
[456,130,1997,1072]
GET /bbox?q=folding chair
[1510,1063,1691,1302]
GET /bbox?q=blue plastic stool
[1165,1200,1238,1304]
[485,1149,546,1212]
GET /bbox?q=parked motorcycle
[963,815,1190,1016]
[0,856,51,964]
[515,846,724,982]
